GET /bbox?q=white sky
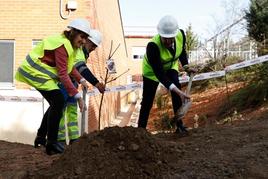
[119,0,250,41]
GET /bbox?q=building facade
[0,0,129,143]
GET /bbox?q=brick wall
[88,0,128,131]
[0,0,95,88]
[0,0,128,132]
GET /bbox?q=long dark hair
[63,29,83,47]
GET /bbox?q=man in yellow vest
[15,18,90,155]
[138,15,196,134]
[57,29,105,145]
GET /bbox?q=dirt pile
[31,127,182,178]
[1,116,268,179]
[1,84,268,179]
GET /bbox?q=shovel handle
[186,73,194,95]
[81,87,87,134]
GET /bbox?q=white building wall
[0,90,48,144]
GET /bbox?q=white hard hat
[157,15,179,38]
[88,29,102,46]
[68,18,91,36]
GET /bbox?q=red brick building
[0,0,129,134]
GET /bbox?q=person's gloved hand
[169,84,190,102]
[80,78,88,91]
[176,89,190,103]
[95,82,105,93]
[77,97,86,112]
[183,65,198,74]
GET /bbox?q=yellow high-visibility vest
[142,31,183,82]
[15,34,77,90]
[73,47,87,72]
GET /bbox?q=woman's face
[73,32,88,49]
[160,37,175,48]
[84,39,97,53]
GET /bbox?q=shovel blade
[176,101,192,120]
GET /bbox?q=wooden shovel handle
[186,73,194,95]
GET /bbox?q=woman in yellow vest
[138,15,196,134]
[57,29,105,145]
[15,18,91,155]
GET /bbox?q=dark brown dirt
[0,84,268,179]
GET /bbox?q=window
[0,40,15,87]
[132,46,145,61]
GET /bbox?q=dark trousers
[37,89,65,142]
[138,70,182,128]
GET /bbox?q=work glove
[77,97,86,112]
[95,82,105,93]
[80,78,88,91]
[183,65,198,74]
[169,84,190,103]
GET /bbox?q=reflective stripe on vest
[67,121,78,127]
[17,67,48,83]
[74,48,87,73]
[74,61,88,74]
[69,131,79,137]
[58,125,65,131]
[74,61,85,68]
[74,48,87,74]
[142,31,184,82]
[26,55,58,79]
[78,65,87,74]
[57,133,66,140]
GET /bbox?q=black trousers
[138,70,182,128]
[37,89,65,142]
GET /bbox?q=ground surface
[0,84,268,179]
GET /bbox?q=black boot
[175,119,188,135]
[58,139,67,146]
[46,141,65,155]
[34,136,46,148]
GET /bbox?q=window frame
[0,40,15,89]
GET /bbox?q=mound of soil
[30,127,183,178]
[1,114,267,179]
[0,83,268,179]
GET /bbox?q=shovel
[81,87,87,134]
[176,73,194,120]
